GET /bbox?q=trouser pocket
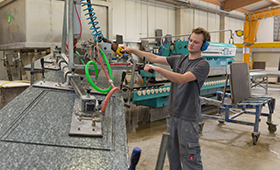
[187,142,201,162]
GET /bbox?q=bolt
[92,122,96,126]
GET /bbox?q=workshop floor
[127,85,280,170]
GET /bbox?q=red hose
[96,46,111,81]
[96,46,120,113]
[66,4,82,52]
[101,86,120,113]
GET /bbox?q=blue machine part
[132,86,170,108]
[153,39,189,56]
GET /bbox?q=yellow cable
[0,80,30,88]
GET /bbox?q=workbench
[0,70,128,169]
[250,69,280,94]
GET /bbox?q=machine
[131,37,236,109]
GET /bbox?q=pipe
[61,0,67,54]
[127,58,136,105]
[141,29,233,40]
[157,0,245,20]
[68,0,74,70]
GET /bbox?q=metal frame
[199,91,277,145]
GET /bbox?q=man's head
[188,27,211,53]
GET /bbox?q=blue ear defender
[188,31,210,51]
[201,40,209,51]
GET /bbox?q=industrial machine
[131,37,236,109]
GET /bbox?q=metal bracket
[33,80,73,91]
[69,98,103,137]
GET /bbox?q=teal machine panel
[132,39,236,107]
[132,86,170,108]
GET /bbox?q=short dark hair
[191,27,211,43]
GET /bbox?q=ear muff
[201,40,209,51]
[188,32,210,51]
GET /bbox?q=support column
[219,15,225,43]
[175,8,184,35]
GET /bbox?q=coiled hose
[80,0,103,42]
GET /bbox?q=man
[122,27,210,170]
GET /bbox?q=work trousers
[167,114,203,170]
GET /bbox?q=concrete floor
[127,86,280,170]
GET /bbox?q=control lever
[129,147,141,170]
[86,88,91,98]
[40,57,45,79]
[112,43,130,56]
[120,70,127,90]
[143,57,154,73]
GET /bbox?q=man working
[121,27,210,170]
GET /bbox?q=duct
[158,0,245,20]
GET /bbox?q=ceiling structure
[201,0,280,13]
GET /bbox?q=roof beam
[268,0,280,5]
[200,0,222,6]
[252,4,278,12]
[236,8,251,13]
[224,0,263,11]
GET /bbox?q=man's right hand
[120,46,134,53]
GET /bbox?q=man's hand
[144,64,155,73]
[120,46,134,53]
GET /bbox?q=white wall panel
[112,0,176,41]
[183,8,194,35]
[194,10,208,29]
[168,7,176,35]
[112,0,126,38]
[225,17,244,43]
[147,1,156,38]
[112,0,245,45]
[207,13,220,42]
[138,2,148,39]
[125,0,137,40]
[256,18,274,42]
[155,5,169,35]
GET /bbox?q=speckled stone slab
[0,70,128,169]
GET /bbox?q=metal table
[250,70,280,94]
